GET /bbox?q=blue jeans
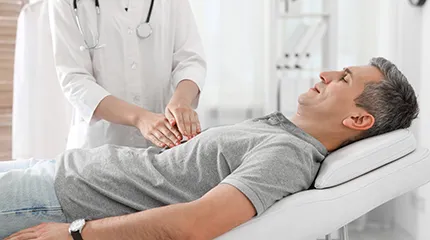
[0,159,67,238]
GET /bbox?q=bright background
[6,0,430,239]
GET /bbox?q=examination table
[217,129,430,240]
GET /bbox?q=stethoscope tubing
[72,0,154,50]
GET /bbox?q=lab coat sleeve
[171,0,207,106]
[48,0,110,124]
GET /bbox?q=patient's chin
[297,94,312,105]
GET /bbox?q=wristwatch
[69,219,86,240]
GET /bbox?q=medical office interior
[0,0,430,239]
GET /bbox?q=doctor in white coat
[48,0,206,150]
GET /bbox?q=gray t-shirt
[54,112,327,221]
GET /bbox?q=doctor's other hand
[165,99,201,139]
[136,111,182,148]
[5,222,71,240]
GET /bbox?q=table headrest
[314,129,416,189]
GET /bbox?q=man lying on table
[1,57,419,240]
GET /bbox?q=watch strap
[71,231,84,240]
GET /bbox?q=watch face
[70,219,86,232]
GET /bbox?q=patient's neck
[290,114,348,152]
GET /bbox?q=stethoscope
[73,0,155,51]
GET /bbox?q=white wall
[218,0,266,109]
[336,0,380,67]
[189,0,271,127]
[418,0,430,152]
[414,1,430,239]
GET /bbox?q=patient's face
[297,65,383,129]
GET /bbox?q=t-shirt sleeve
[221,143,315,216]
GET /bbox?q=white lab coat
[48,0,206,149]
[13,0,73,159]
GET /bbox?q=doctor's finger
[172,111,187,137]
[190,111,199,137]
[160,124,180,146]
[147,134,166,148]
[165,109,176,126]
[165,121,182,141]
[196,114,202,134]
[183,112,192,138]
[153,129,176,147]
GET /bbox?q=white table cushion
[315,129,416,189]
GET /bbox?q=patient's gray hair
[344,57,419,146]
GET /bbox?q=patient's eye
[340,74,348,83]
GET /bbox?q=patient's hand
[5,223,71,240]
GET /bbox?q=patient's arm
[83,184,255,240]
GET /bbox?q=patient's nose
[319,72,332,84]
[319,71,343,84]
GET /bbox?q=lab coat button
[128,28,133,35]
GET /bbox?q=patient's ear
[342,113,375,131]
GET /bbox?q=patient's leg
[0,158,44,172]
[0,159,67,238]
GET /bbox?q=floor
[349,225,414,240]
[318,221,414,240]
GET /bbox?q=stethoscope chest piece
[137,23,153,39]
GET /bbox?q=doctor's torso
[64,0,184,149]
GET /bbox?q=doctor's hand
[136,111,182,148]
[165,98,201,139]
[5,222,71,240]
